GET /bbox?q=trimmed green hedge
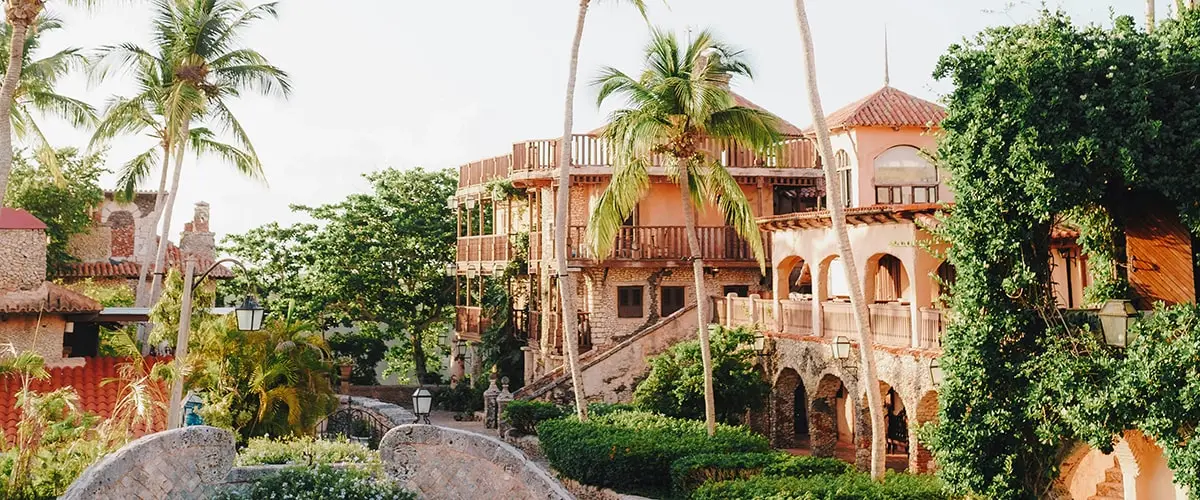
[692,471,952,500]
[236,436,379,466]
[537,410,768,491]
[762,455,853,478]
[671,453,853,494]
[501,400,564,435]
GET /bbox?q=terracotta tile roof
[0,356,170,444]
[758,203,947,231]
[809,86,946,132]
[0,208,46,230]
[586,91,805,137]
[56,242,233,280]
[0,282,102,314]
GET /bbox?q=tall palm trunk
[136,147,173,307]
[0,19,30,207]
[149,120,192,303]
[1148,0,1156,32]
[678,166,716,436]
[555,0,591,421]
[793,0,887,480]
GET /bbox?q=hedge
[692,471,953,500]
[762,455,853,478]
[670,453,853,494]
[236,435,379,466]
[501,400,565,435]
[537,410,768,491]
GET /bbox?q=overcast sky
[32,0,1170,243]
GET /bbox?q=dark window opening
[661,286,685,316]
[617,286,644,318]
[723,285,750,297]
[773,186,817,216]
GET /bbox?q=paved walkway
[426,410,489,434]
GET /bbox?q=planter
[339,365,353,381]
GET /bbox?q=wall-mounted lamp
[1098,299,1139,347]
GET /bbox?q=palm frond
[587,158,650,258]
[705,106,782,153]
[116,146,163,202]
[700,160,766,269]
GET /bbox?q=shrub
[586,402,635,417]
[437,377,485,413]
[692,471,953,500]
[212,465,414,500]
[762,455,853,478]
[237,436,379,466]
[501,400,564,435]
[633,325,770,424]
[670,452,790,494]
[537,410,768,492]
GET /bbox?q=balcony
[567,226,770,267]
[458,134,815,188]
[455,306,489,342]
[456,234,511,263]
[715,295,944,351]
[544,311,593,355]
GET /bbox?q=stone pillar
[725,292,736,327]
[521,346,534,385]
[179,202,215,263]
[483,375,500,429]
[497,379,514,437]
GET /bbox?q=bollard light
[412,387,433,425]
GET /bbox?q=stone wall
[0,315,66,362]
[0,228,45,290]
[62,426,236,500]
[66,226,112,262]
[332,394,418,427]
[380,424,573,499]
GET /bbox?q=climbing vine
[928,8,1200,499]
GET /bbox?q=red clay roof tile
[812,86,946,131]
[0,282,102,314]
[55,242,233,280]
[0,208,47,230]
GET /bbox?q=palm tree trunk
[0,20,30,208]
[1148,0,1156,33]
[136,146,173,308]
[149,119,192,303]
[678,167,717,437]
[793,0,887,480]
[555,0,591,421]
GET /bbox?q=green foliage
[692,472,952,500]
[328,331,387,386]
[236,436,379,466]
[633,325,769,424]
[436,377,485,413]
[484,178,526,201]
[928,6,1200,498]
[148,270,217,347]
[501,400,564,435]
[61,278,135,308]
[211,465,415,500]
[536,410,768,492]
[761,455,855,479]
[585,402,636,417]
[1068,205,1129,305]
[670,452,790,494]
[5,148,104,274]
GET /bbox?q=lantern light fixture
[411,387,433,424]
[235,296,265,332]
[1098,299,1139,347]
[831,336,851,360]
[930,358,944,387]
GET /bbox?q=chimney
[0,208,47,290]
[179,202,215,263]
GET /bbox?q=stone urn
[339,364,353,382]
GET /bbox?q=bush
[437,377,485,413]
[762,455,854,478]
[537,410,768,492]
[501,400,564,435]
[692,471,952,500]
[237,436,379,466]
[670,452,790,494]
[633,325,770,424]
[212,465,414,500]
[586,402,635,417]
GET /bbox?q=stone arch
[932,261,957,307]
[62,426,236,499]
[1057,442,1126,500]
[911,390,938,473]
[873,145,938,185]
[854,381,909,472]
[809,373,852,458]
[777,256,813,298]
[818,254,845,300]
[864,252,911,304]
[747,363,770,438]
[1120,430,1183,500]
[107,210,136,258]
[771,368,806,448]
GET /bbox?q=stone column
[483,375,500,429]
[497,379,514,437]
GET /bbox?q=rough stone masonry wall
[380,424,573,499]
[0,315,66,362]
[0,229,45,290]
[62,426,236,500]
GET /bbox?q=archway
[932,261,957,307]
[809,373,852,458]
[855,381,909,472]
[911,390,939,473]
[1058,443,1125,500]
[772,368,804,448]
[776,256,812,299]
[864,253,911,304]
[818,255,846,301]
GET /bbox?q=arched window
[874,255,903,303]
[874,146,939,204]
[835,150,852,208]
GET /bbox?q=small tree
[5,148,104,274]
[633,325,769,424]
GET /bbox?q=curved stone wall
[380,424,573,499]
[62,426,236,500]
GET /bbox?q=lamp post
[753,331,774,357]
[412,387,433,424]
[1098,299,1139,347]
[168,257,264,429]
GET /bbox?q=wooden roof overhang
[757,203,947,232]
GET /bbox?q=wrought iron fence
[317,403,392,450]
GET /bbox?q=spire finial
[883,25,890,87]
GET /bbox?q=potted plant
[335,355,355,382]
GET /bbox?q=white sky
[33,0,1170,242]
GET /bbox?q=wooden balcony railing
[528,231,542,262]
[458,134,815,188]
[869,303,912,347]
[456,234,511,262]
[568,226,769,263]
[549,311,593,355]
[780,299,813,335]
[822,302,857,340]
[918,308,943,348]
[716,297,947,351]
[455,306,489,342]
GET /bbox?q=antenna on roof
[883,24,891,87]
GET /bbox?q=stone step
[1095,481,1123,497]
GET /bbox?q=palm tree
[1,15,96,178]
[99,0,289,306]
[90,48,258,310]
[555,0,649,422]
[792,0,887,480]
[0,0,106,207]
[587,28,779,436]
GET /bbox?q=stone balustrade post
[749,294,762,326]
[496,379,514,437]
[725,292,736,327]
[483,376,500,429]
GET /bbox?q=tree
[5,148,104,274]
[218,221,326,320]
[97,0,289,308]
[0,0,107,209]
[587,28,778,436]
[0,15,95,178]
[792,0,887,480]
[555,0,650,423]
[633,325,769,424]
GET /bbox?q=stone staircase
[515,304,699,403]
[1088,465,1124,500]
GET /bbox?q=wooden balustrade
[549,311,593,355]
[455,306,487,342]
[918,308,943,348]
[528,231,542,262]
[456,234,511,262]
[869,303,912,347]
[780,300,813,335]
[458,155,512,189]
[567,226,769,263]
[822,302,857,340]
